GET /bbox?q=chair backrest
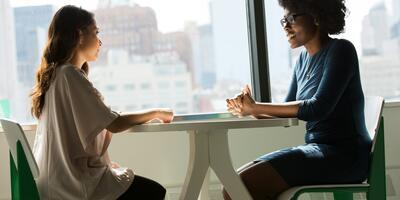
[364,96,384,153]
[0,118,40,178]
[363,97,386,198]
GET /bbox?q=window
[106,84,117,91]
[157,81,170,89]
[175,81,186,88]
[265,0,400,102]
[1,0,253,123]
[176,102,188,108]
[125,104,137,111]
[140,83,152,90]
[123,84,135,91]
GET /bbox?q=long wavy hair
[31,5,95,119]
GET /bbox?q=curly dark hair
[278,0,348,35]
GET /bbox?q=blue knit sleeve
[297,40,358,121]
[285,53,303,102]
[285,71,297,102]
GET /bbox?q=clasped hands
[226,85,256,117]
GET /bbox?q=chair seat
[277,183,370,200]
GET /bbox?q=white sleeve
[61,66,119,150]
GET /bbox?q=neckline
[307,38,335,58]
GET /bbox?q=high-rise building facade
[94,3,194,73]
[94,4,159,63]
[361,3,390,56]
[0,0,18,118]
[14,5,54,87]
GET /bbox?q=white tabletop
[127,115,299,132]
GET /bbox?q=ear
[78,30,84,45]
[314,18,320,26]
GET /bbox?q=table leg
[180,130,210,200]
[199,168,210,200]
[208,129,252,200]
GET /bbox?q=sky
[10,0,211,33]
[10,0,395,51]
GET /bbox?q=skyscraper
[359,1,400,101]
[393,0,400,24]
[185,22,216,89]
[14,5,54,87]
[94,3,194,75]
[392,22,400,38]
[361,3,390,56]
[0,0,18,118]
[390,0,400,38]
[94,4,159,64]
[197,24,216,89]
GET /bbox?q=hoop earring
[314,18,319,26]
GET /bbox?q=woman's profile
[225,0,371,199]
[31,5,173,200]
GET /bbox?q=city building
[90,51,193,114]
[94,3,194,77]
[360,1,400,101]
[185,22,216,89]
[0,0,18,118]
[361,3,390,56]
[14,5,54,87]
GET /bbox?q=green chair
[277,96,386,200]
[1,118,40,200]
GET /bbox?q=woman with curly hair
[31,5,173,200]
[225,0,371,199]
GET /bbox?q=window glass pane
[1,0,252,123]
[356,0,400,100]
[266,0,400,102]
[265,0,295,102]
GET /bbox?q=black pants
[117,175,166,200]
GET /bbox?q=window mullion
[246,0,271,102]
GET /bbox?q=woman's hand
[226,85,256,117]
[110,161,121,168]
[237,93,256,116]
[108,109,174,133]
[155,109,174,123]
[242,84,252,96]
[226,95,242,116]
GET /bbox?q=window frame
[246,0,271,102]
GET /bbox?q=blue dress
[256,39,372,186]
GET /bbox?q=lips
[287,33,296,40]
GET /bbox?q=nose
[283,21,291,29]
[99,39,102,46]
[283,23,292,33]
[282,21,288,28]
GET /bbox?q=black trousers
[117,175,166,200]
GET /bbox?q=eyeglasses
[280,13,307,27]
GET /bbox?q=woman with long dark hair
[31,5,173,199]
[225,0,371,199]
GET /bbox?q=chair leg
[333,192,353,200]
[367,118,387,200]
[17,142,40,200]
[10,152,20,200]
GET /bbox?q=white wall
[1,104,399,200]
